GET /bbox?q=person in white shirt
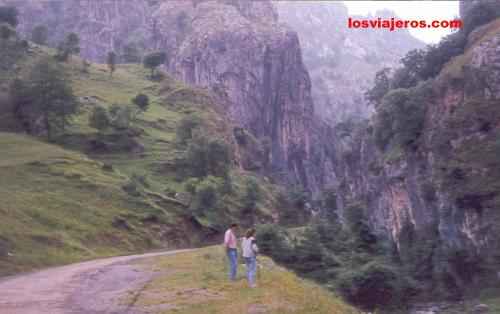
[223,223,239,281]
[241,228,259,288]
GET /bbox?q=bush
[89,106,110,131]
[56,32,80,61]
[143,51,167,78]
[176,114,202,145]
[344,202,377,251]
[337,261,407,310]
[185,136,231,178]
[256,224,293,263]
[0,22,15,40]
[122,180,140,197]
[242,177,261,210]
[31,25,48,45]
[109,104,132,129]
[132,93,149,112]
[122,42,142,63]
[0,6,18,27]
[374,82,431,151]
[188,176,222,215]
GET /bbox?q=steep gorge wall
[4,0,333,193]
[333,16,500,292]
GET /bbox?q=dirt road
[0,250,191,314]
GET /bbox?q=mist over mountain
[275,1,424,124]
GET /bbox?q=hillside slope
[0,39,281,276]
[133,246,358,314]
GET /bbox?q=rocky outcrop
[275,1,424,124]
[155,1,316,185]
[0,0,152,61]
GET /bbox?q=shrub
[185,136,231,178]
[122,42,142,63]
[256,224,293,263]
[242,177,261,210]
[189,176,222,215]
[0,22,15,40]
[31,25,48,45]
[374,82,431,151]
[176,114,202,145]
[337,261,405,310]
[0,6,18,27]
[132,93,149,112]
[143,51,167,78]
[122,180,140,197]
[109,104,132,129]
[56,33,80,61]
[89,106,110,131]
[344,202,377,251]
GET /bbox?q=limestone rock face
[332,18,500,291]
[1,0,152,61]
[156,1,314,180]
[275,1,424,124]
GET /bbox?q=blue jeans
[244,256,257,286]
[227,248,238,281]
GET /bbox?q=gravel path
[0,250,191,314]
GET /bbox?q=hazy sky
[343,1,459,43]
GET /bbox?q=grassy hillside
[0,38,280,275]
[0,132,187,275]
[132,246,358,314]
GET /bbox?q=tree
[242,177,261,210]
[56,32,80,62]
[109,104,132,129]
[89,106,110,131]
[0,6,18,27]
[176,114,202,145]
[188,176,222,214]
[365,67,391,106]
[14,58,78,141]
[185,136,231,178]
[31,25,48,45]
[107,51,117,77]
[122,42,142,63]
[132,93,149,112]
[374,82,431,151]
[143,51,167,78]
[0,23,14,40]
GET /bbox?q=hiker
[242,228,259,288]
[224,223,239,281]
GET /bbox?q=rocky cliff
[5,0,331,193]
[333,17,500,295]
[275,1,424,124]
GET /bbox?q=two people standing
[223,223,259,287]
